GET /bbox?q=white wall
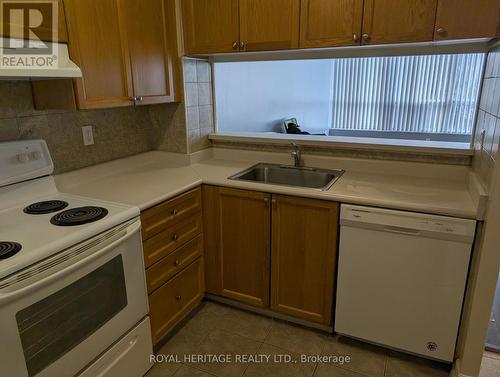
[214,60,333,133]
[455,42,500,377]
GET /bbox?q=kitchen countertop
[55,150,480,219]
[55,152,202,211]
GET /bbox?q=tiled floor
[480,351,500,377]
[147,301,455,377]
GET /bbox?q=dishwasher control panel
[340,204,477,240]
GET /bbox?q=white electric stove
[0,140,153,377]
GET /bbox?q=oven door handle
[0,220,141,303]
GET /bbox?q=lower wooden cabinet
[141,187,204,344]
[143,214,203,267]
[270,195,339,325]
[146,235,203,294]
[141,187,202,242]
[145,185,339,336]
[203,185,339,326]
[149,258,205,343]
[203,186,271,307]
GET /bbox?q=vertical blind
[331,54,485,135]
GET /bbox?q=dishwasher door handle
[383,225,422,236]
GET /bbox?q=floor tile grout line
[316,345,382,377]
[239,341,266,377]
[261,319,275,343]
[383,353,388,377]
[185,363,219,376]
[209,325,270,344]
[210,319,274,344]
[158,302,452,377]
[182,321,265,377]
[311,361,320,377]
[483,352,500,360]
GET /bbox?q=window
[214,53,485,144]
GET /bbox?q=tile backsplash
[0,81,186,174]
[183,58,215,153]
[473,44,500,193]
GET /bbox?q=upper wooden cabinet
[182,0,299,53]
[300,0,363,48]
[434,0,500,40]
[121,0,179,105]
[361,0,438,45]
[203,186,271,308]
[182,0,499,52]
[64,0,133,109]
[271,195,339,325]
[239,0,300,51]
[60,0,180,110]
[182,0,239,54]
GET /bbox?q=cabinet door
[182,0,239,54]
[361,0,438,44]
[203,186,271,307]
[434,0,500,40]
[271,195,338,325]
[121,0,179,105]
[300,0,363,48]
[149,258,204,344]
[240,0,300,51]
[64,0,134,109]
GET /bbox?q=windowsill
[209,132,474,156]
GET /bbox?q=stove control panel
[17,150,43,163]
[0,140,53,187]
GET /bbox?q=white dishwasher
[335,204,476,362]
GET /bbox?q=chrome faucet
[291,143,302,167]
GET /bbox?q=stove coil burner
[24,200,69,215]
[0,242,22,260]
[50,206,109,226]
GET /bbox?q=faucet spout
[291,143,302,167]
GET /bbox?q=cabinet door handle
[271,199,277,208]
[129,96,137,102]
[171,233,179,241]
[232,42,238,49]
[264,197,269,205]
[239,41,245,50]
[136,96,143,102]
[174,259,180,267]
[171,208,179,216]
[353,34,359,42]
[362,34,370,43]
[175,295,182,301]
[436,27,447,36]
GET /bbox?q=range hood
[0,37,82,79]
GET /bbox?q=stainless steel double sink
[228,163,344,191]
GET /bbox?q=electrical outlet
[82,125,94,146]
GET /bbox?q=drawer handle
[172,233,179,241]
[171,209,178,216]
[175,295,182,301]
[174,259,180,267]
[383,225,421,236]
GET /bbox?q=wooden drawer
[143,213,202,268]
[146,235,203,294]
[141,187,202,241]
[149,257,204,344]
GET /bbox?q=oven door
[0,218,149,377]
